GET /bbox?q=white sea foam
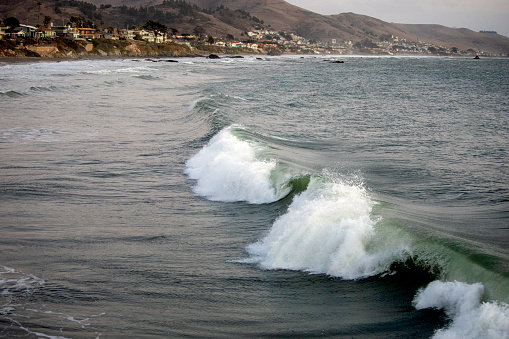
[82,66,150,75]
[0,265,45,296]
[185,127,288,204]
[1,265,103,338]
[246,177,410,279]
[414,280,509,339]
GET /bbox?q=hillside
[394,24,509,55]
[1,0,508,55]
[182,0,509,55]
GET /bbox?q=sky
[286,0,509,38]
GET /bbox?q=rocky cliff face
[0,40,195,58]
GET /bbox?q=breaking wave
[185,126,292,204]
[414,280,509,339]
[245,175,412,279]
[186,125,509,338]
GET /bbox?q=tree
[143,20,167,39]
[37,1,42,26]
[226,34,234,41]
[43,15,52,28]
[69,16,83,28]
[193,25,205,37]
[169,27,178,37]
[207,35,214,44]
[4,17,20,29]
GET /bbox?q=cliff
[0,38,196,58]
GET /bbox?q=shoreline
[1,53,504,64]
[2,37,500,61]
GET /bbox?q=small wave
[81,66,150,75]
[414,280,509,339]
[189,94,248,111]
[133,74,159,80]
[29,86,55,92]
[185,126,292,204]
[245,176,411,279]
[0,90,25,98]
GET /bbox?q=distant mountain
[2,0,508,55]
[393,24,509,55]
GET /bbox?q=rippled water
[1,56,508,338]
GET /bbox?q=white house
[36,27,56,39]
[20,24,37,38]
[53,26,79,39]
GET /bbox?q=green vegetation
[143,20,167,38]
[4,17,20,29]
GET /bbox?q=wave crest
[414,280,509,339]
[246,176,411,279]
[185,126,290,204]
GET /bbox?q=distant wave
[132,74,159,80]
[1,86,58,98]
[80,66,151,75]
[189,94,249,112]
[0,90,25,98]
[29,86,56,92]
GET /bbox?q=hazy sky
[286,0,509,37]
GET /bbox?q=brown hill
[187,0,509,54]
[394,24,509,55]
[2,0,508,55]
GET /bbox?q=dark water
[1,56,508,338]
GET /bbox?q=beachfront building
[0,25,25,38]
[36,27,56,39]
[20,24,37,38]
[77,27,99,40]
[53,26,80,39]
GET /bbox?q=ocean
[0,55,508,338]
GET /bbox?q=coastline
[2,39,501,63]
[0,38,266,60]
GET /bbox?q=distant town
[0,16,500,58]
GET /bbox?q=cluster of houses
[0,24,166,43]
[1,22,488,56]
[246,29,483,56]
[0,22,283,52]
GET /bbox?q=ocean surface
[1,55,508,338]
